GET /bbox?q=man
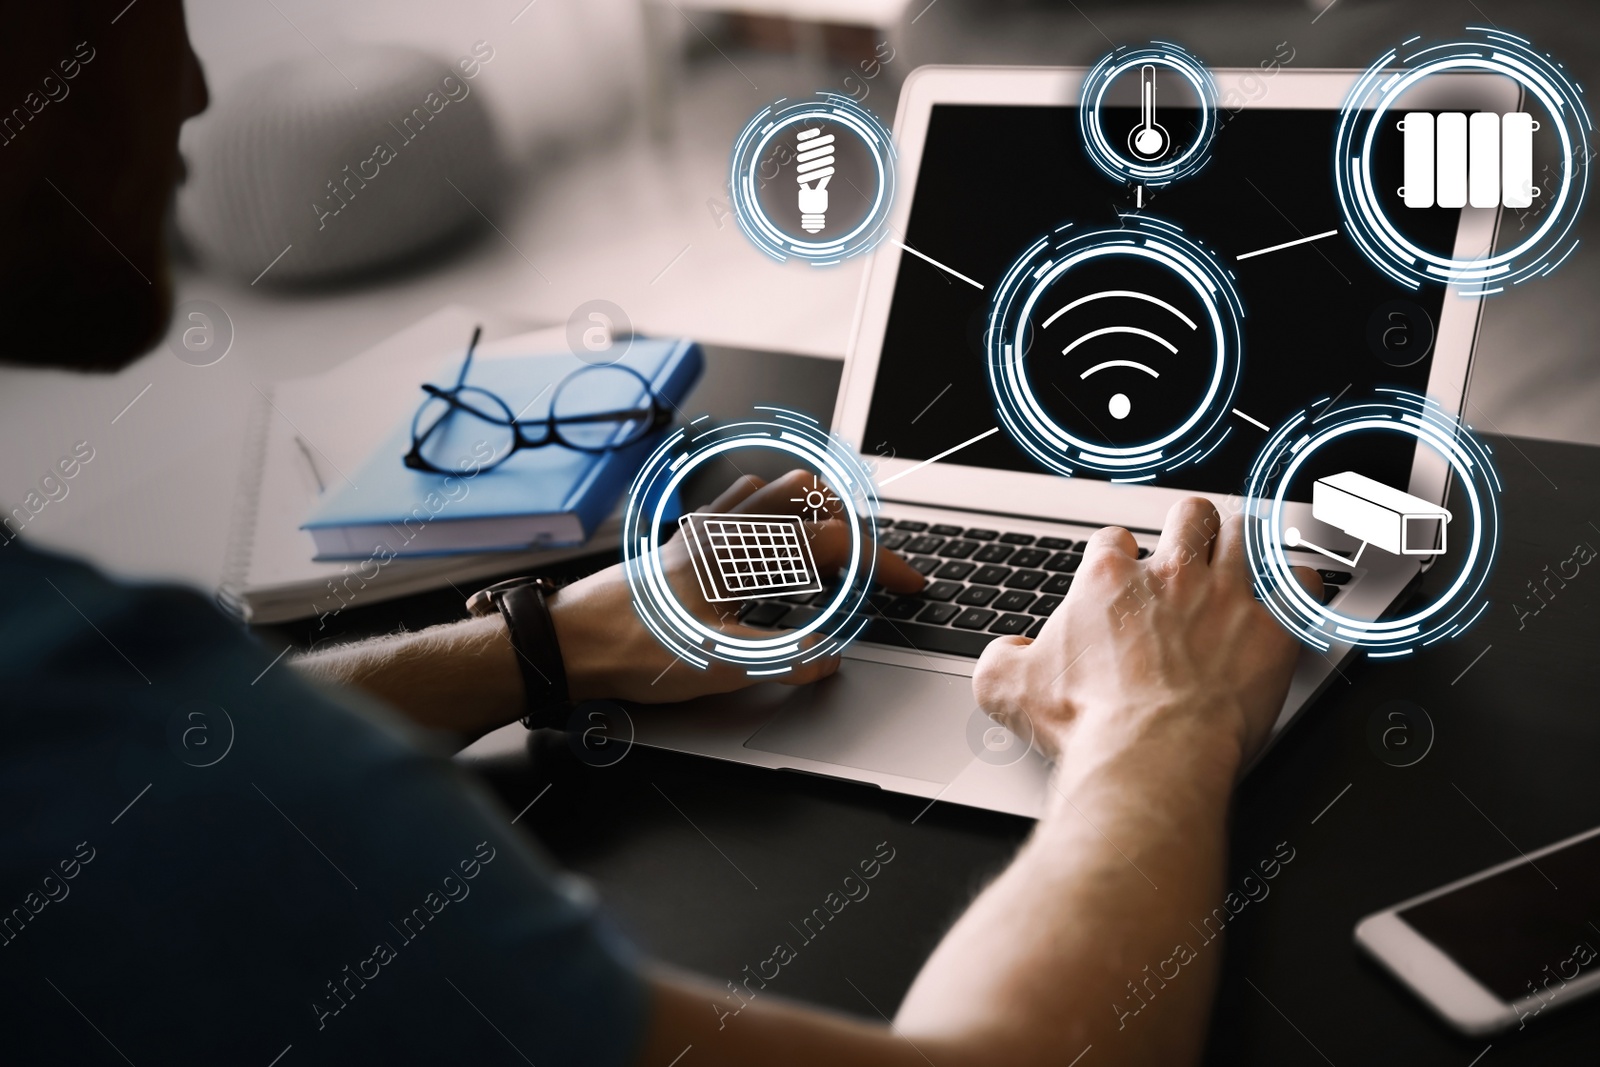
[1,4,1318,1065]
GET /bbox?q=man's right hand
[636,497,1329,1067]
[972,497,1320,785]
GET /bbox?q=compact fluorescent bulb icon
[795,127,836,233]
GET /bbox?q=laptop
[629,65,1514,818]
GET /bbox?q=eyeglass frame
[403,325,672,475]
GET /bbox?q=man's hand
[637,498,1327,1067]
[550,469,924,705]
[972,497,1320,784]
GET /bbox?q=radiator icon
[1398,111,1540,209]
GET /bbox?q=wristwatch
[465,576,571,730]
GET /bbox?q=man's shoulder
[0,538,234,680]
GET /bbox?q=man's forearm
[894,710,1242,1067]
[291,614,525,737]
[637,710,1246,1067]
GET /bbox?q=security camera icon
[1283,471,1451,568]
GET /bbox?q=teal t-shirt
[0,541,649,1065]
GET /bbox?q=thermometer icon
[1127,64,1170,160]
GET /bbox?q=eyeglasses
[404,325,671,475]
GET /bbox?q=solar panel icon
[678,513,825,604]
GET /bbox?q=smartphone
[1355,824,1600,1034]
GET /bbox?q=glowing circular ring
[1334,27,1592,293]
[729,94,897,266]
[985,215,1244,479]
[1080,42,1220,187]
[622,409,879,675]
[1243,391,1502,656]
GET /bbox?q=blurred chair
[177,45,501,285]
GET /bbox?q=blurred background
[4,0,1596,590]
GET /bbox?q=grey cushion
[177,44,500,284]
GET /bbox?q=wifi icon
[986,217,1243,480]
[1038,288,1200,427]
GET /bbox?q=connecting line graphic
[892,239,985,289]
[1288,535,1368,569]
[1236,229,1340,261]
[879,427,1000,486]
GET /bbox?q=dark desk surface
[271,352,1600,1065]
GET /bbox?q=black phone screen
[1399,830,1600,1003]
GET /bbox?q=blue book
[302,338,702,560]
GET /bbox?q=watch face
[467,577,547,617]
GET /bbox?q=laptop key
[879,530,910,550]
[1319,569,1352,585]
[894,520,928,532]
[1320,586,1340,606]
[1025,618,1046,639]
[866,593,894,614]
[874,516,896,528]
[1041,574,1074,596]
[992,590,1036,613]
[989,613,1033,636]
[1028,593,1063,615]
[957,585,999,607]
[780,605,824,628]
[929,523,964,536]
[1005,570,1046,590]
[938,539,979,559]
[933,560,975,581]
[963,528,999,541]
[999,532,1035,545]
[862,617,995,656]
[1137,547,1152,559]
[953,607,998,630]
[973,543,1014,564]
[922,580,962,602]
[970,564,1013,586]
[1035,536,1073,550]
[739,602,789,628]
[915,602,961,625]
[1043,551,1082,572]
[908,555,940,576]
[905,535,945,554]
[1008,548,1049,569]
[883,597,925,620]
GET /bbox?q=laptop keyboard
[739,516,1350,659]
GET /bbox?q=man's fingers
[1151,497,1221,573]
[1083,524,1139,561]
[1212,512,1248,581]
[805,516,924,593]
[1290,565,1324,601]
[776,654,842,687]
[702,474,767,514]
[729,469,839,518]
[870,544,925,592]
[972,634,1028,719]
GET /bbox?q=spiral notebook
[219,306,636,625]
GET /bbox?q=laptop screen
[862,103,1467,502]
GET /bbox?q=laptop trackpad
[744,660,976,784]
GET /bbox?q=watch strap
[472,577,570,730]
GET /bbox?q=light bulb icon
[795,126,836,234]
